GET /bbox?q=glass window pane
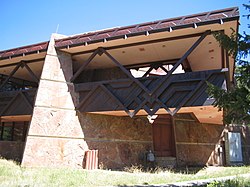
[13,122,24,142]
[2,122,13,141]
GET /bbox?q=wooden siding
[0,89,37,116]
[76,69,227,117]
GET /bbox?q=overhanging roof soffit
[75,31,216,117]
[0,61,39,91]
[55,7,239,50]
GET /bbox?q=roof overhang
[0,7,239,83]
[55,7,239,50]
[54,7,239,82]
[89,106,224,125]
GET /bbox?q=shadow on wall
[58,50,153,170]
[207,124,250,166]
[78,113,153,170]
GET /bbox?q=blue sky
[0,0,249,51]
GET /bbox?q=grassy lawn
[0,158,250,187]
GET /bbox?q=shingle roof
[0,7,239,60]
[55,7,239,49]
[0,41,48,60]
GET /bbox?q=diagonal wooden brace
[0,63,22,90]
[151,30,211,96]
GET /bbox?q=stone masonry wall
[174,118,224,166]
[79,113,152,169]
[174,118,250,167]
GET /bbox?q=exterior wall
[174,117,224,166]
[0,141,25,162]
[174,117,250,167]
[80,113,152,169]
[21,34,152,169]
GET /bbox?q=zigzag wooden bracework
[75,69,227,117]
[0,89,37,116]
[72,31,226,117]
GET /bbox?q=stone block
[177,144,216,166]
[28,107,84,138]
[41,42,72,82]
[175,120,224,143]
[80,114,152,141]
[22,137,88,168]
[35,80,77,109]
[85,140,152,169]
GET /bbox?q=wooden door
[152,115,175,157]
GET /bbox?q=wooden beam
[99,84,131,116]
[0,74,37,88]
[76,69,226,117]
[151,30,211,95]
[225,51,231,90]
[0,58,44,69]
[182,58,192,72]
[160,65,169,74]
[21,61,39,83]
[0,122,4,140]
[0,63,21,90]
[0,115,32,122]
[221,46,225,68]
[142,66,154,77]
[125,58,179,69]
[0,91,33,116]
[71,31,216,56]
[71,48,101,82]
[101,48,151,94]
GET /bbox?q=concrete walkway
[116,173,250,187]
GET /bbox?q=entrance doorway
[152,114,175,157]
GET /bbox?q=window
[0,121,29,142]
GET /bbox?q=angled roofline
[55,7,239,49]
[0,41,49,60]
[0,7,239,60]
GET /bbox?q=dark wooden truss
[0,60,39,116]
[75,69,227,117]
[0,89,36,116]
[0,61,39,91]
[72,31,228,117]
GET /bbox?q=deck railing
[75,69,227,117]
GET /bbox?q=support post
[22,34,89,168]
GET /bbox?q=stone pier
[22,34,88,168]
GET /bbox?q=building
[0,7,249,169]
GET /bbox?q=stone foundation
[80,113,152,169]
[174,117,250,167]
[174,117,224,166]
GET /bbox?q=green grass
[207,178,250,187]
[0,158,250,187]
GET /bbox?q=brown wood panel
[0,89,36,116]
[153,115,175,157]
[76,69,227,117]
